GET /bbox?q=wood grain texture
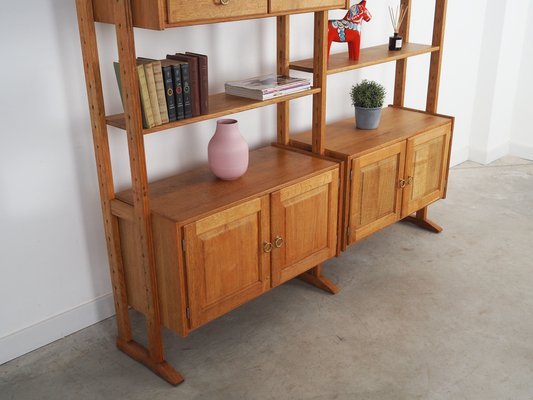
[116,146,338,226]
[117,339,184,385]
[76,0,133,344]
[183,196,270,329]
[114,0,164,363]
[168,0,266,25]
[290,43,439,75]
[270,0,344,13]
[298,264,339,294]
[393,0,412,107]
[270,170,339,286]
[312,11,328,155]
[277,15,290,145]
[93,0,165,29]
[106,89,320,134]
[152,214,189,337]
[290,107,452,160]
[426,0,448,113]
[401,124,451,217]
[349,141,406,244]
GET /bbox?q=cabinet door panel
[271,169,339,286]
[270,0,345,13]
[183,196,270,329]
[349,141,406,244]
[402,125,451,217]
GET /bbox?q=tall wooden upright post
[76,0,132,345]
[298,10,340,295]
[393,0,412,107]
[405,0,448,233]
[277,15,290,145]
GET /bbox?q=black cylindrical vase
[389,33,403,51]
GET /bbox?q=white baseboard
[450,145,470,167]
[510,142,533,160]
[0,293,115,365]
[469,142,510,164]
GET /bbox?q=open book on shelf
[225,74,311,101]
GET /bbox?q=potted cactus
[350,80,386,130]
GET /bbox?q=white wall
[0,0,523,364]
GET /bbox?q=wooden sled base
[117,339,184,386]
[403,207,443,233]
[298,265,340,294]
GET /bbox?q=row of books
[114,52,208,129]
[225,74,311,101]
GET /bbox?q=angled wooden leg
[298,265,340,294]
[117,339,184,385]
[404,206,443,233]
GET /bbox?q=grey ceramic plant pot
[354,106,382,130]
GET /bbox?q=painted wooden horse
[328,1,372,61]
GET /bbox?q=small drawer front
[168,0,267,25]
[269,0,345,14]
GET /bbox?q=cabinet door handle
[399,179,406,188]
[220,0,230,5]
[263,241,273,253]
[274,236,284,248]
[407,176,414,185]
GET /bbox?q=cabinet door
[401,125,452,217]
[269,0,345,13]
[183,196,270,329]
[349,141,406,245]
[271,169,339,286]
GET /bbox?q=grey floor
[1,157,532,400]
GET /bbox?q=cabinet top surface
[116,146,337,224]
[291,107,453,159]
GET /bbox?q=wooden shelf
[115,146,337,225]
[290,43,439,75]
[106,88,320,134]
[289,107,452,159]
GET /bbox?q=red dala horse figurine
[328,1,372,61]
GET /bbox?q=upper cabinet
[93,0,348,30]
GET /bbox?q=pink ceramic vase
[208,119,249,180]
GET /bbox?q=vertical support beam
[312,11,328,155]
[393,0,412,107]
[426,0,448,113]
[277,15,290,145]
[76,0,132,344]
[113,0,163,362]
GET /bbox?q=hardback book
[225,74,311,101]
[167,54,200,117]
[138,58,171,124]
[136,64,155,128]
[150,60,170,124]
[158,60,177,122]
[139,60,162,126]
[185,52,209,115]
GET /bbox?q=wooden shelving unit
[106,88,321,133]
[290,42,439,74]
[76,0,451,386]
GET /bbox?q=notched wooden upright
[76,0,183,386]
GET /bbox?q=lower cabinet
[182,169,339,329]
[348,124,451,245]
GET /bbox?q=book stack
[114,53,208,129]
[225,74,311,101]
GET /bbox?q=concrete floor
[1,157,532,400]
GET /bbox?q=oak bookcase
[76,0,452,385]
